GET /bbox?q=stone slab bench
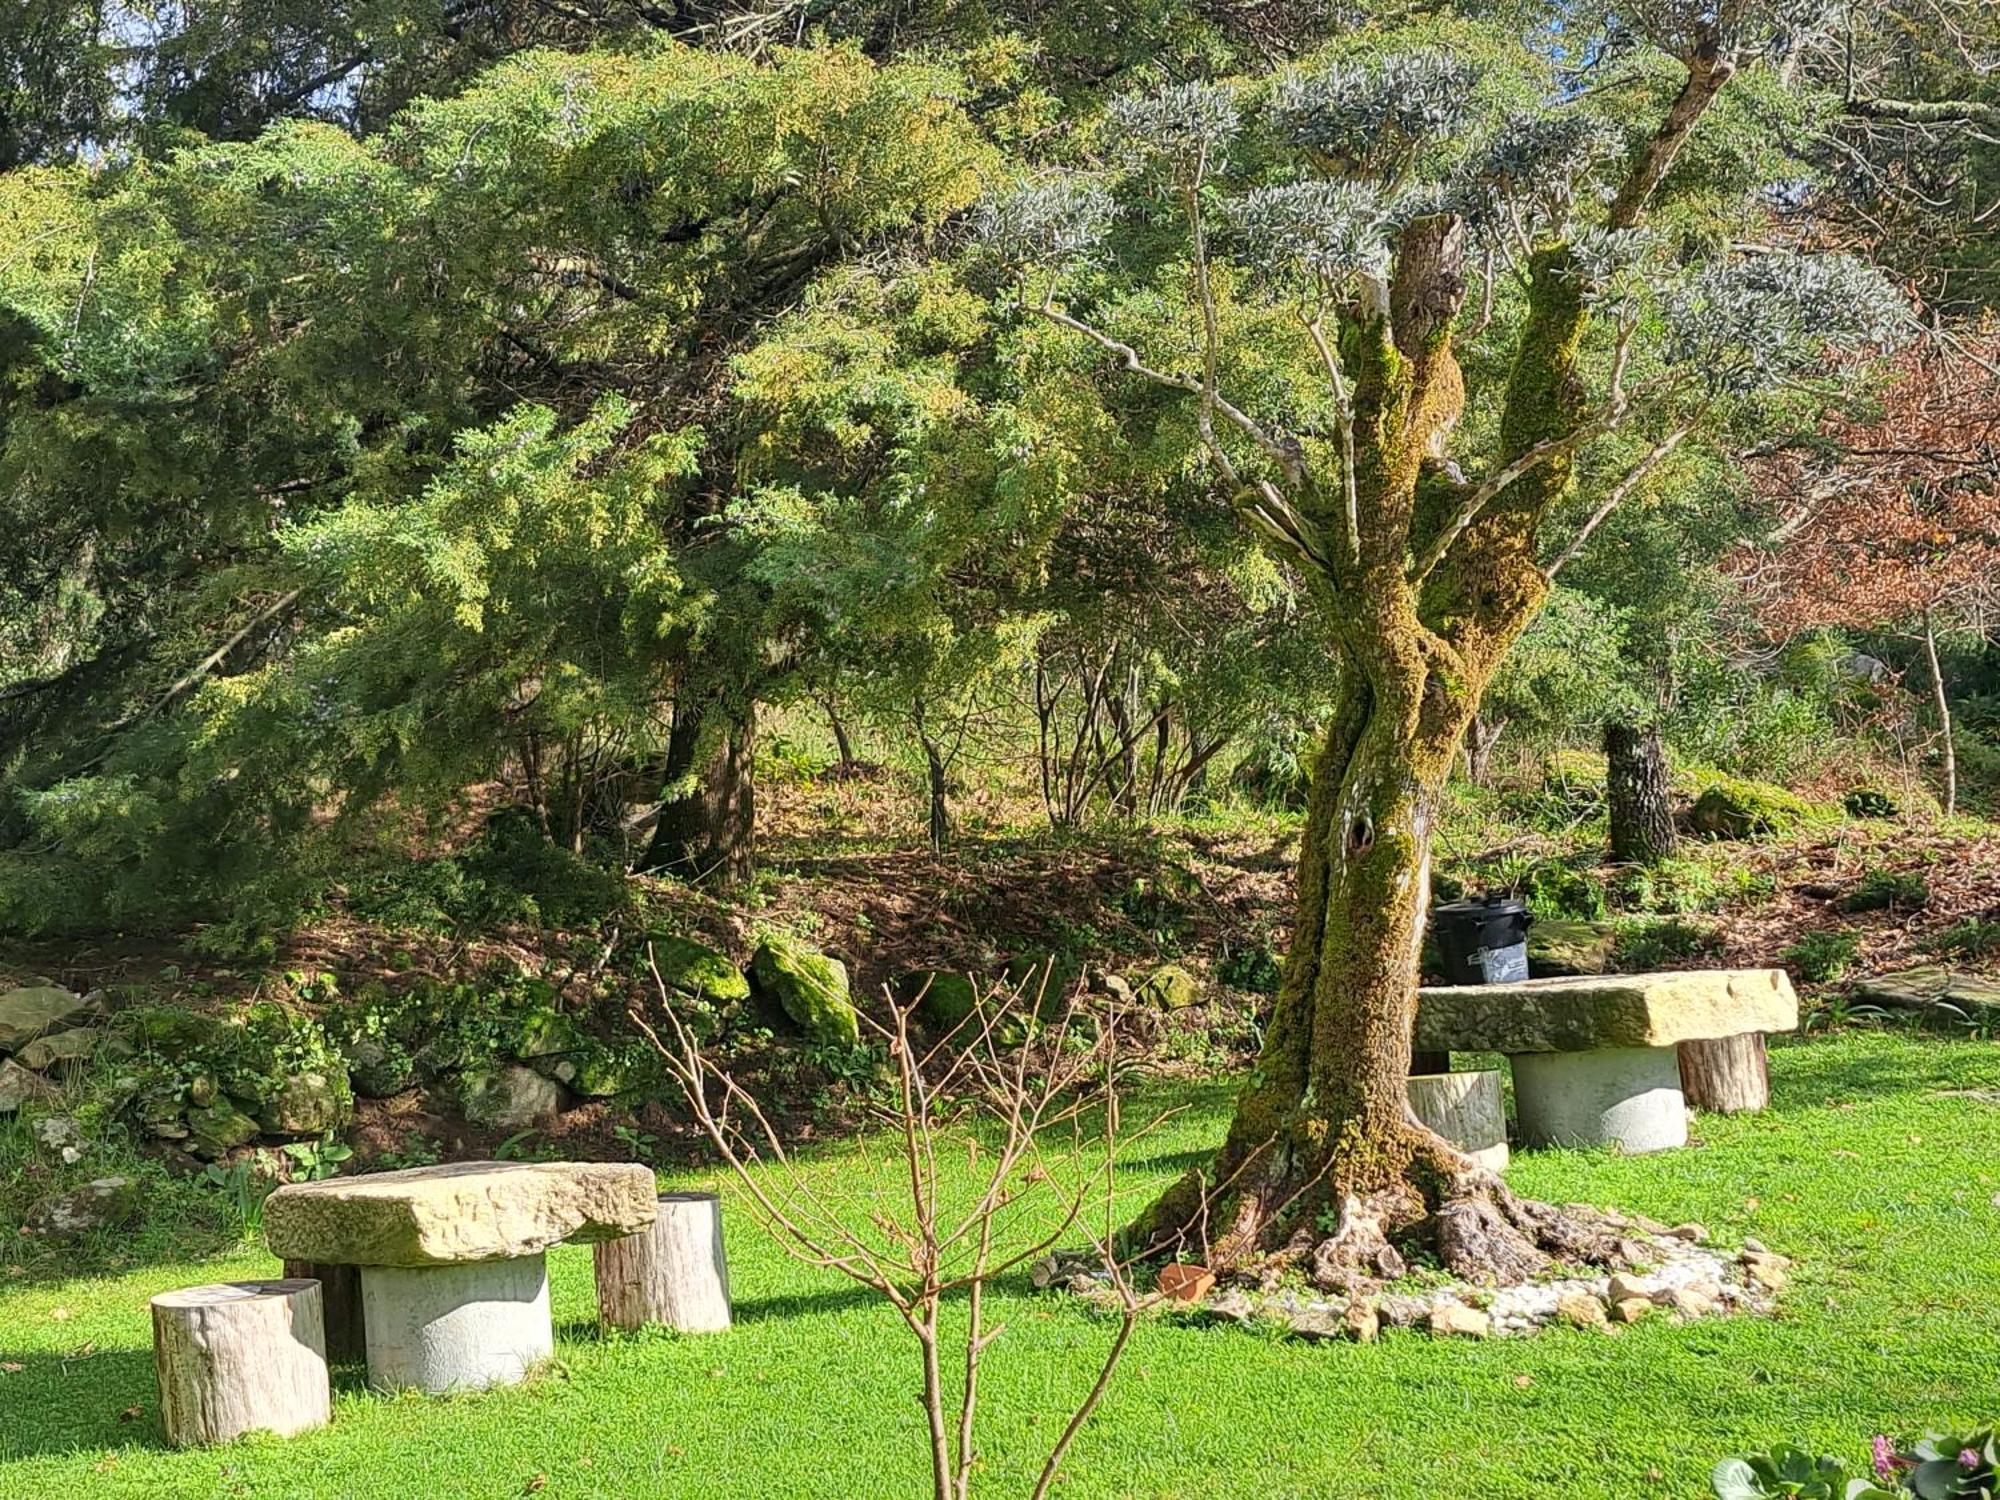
[1415,969,1798,1154]
[265,1161,656,1393]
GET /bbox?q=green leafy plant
[280,1136,353,1181]
[1711,1445,1857,1499]
[1924,921,2000,960]
[1840,868,1930,913]
[1784,930,1864,984]
[200,1151,281,1231]
[1714,1430,1997,1500]
[1615,917,1721,970]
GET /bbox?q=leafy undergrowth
[2,1032,1998,1500]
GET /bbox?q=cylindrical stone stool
[595,1191,732,1334]
[361,1253,553,1393]
[151,1279,331,1447]
[1511,1046,1689,1153]
[1407,1069,1509,1172]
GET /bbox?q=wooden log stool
[594,1190,732,1333]
[151,1279,331,1447]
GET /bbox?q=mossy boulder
[1003,951,1082,1015]
[1136,963,1201,1011]
[342,1037,415,1099]
[0,985,92,1052]
[897,971,980,1030]
[458,1064,564,1129]
[15,1026,100,1072]
[1689,776,1821,839]
[1527,919,1617,978]
[29,1175,140,1238]
[652,936,751,1005]
[257,1071,353,1137]
[511,1005,587,1062]
[186,1098,262,1159]
[751,935,859,1048]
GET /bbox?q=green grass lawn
[4,1032,1999,1499]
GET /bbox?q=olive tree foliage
[0,44,997,932]
[978,6,1902,1272]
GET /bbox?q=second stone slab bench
[1414,969,1799,1153]
[264,1160,658,1394]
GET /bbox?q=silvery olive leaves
[981,47,1903,403]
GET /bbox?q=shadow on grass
[1767,1029,2000,1108]
[0,1346,165,1460]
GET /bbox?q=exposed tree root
[1148,1122,1632,1297]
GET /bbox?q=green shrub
[1782,929,1862,984]
[1218,940,1283,996]
[1514,858,1609,922]
[1610,857,1776,915]
[1925,920,2000,960]
[346,809,627,935]
[1689,775,1823,839]
[1839,867,1930,913]
[1713,1427,1996,1500]
[1842,787,1898,818]
[1615,917,1720,970]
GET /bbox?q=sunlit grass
[2,1031,1998,1499]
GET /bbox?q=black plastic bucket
[1432,896,1531,985]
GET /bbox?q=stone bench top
[1415,968,1798,1055]
[265,1161,657,1268]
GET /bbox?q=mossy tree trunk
[1123,58,1743,1283]
[1134,229,1591,1280]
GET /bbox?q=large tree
[986,7,1902,1279]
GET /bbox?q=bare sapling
[631,957,1173,1500]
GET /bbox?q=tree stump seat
[151,1280,331,1447]
[263,1161,657,1394]
[1414,969,1798,1154]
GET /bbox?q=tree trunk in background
[1922,611,1957,817]
[638,703,708,878]
[1462,714,1505,783]
[912,699,950,855]
[1605,720,1677,865]
[705,704,757,886]
[823,693,857,774]
[638,701,756,886]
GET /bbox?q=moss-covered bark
[1133,249,1603,1277]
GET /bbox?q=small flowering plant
[1713,1429,1997,1500]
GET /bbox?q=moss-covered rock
[0,985,92,1052]
[458,1064,564,1129]
[752,935,859,1048]
[651,936,751,1005]
[186,1098,262,1158]
[1527,919,1617,977]
[1689,776,1821,839]
[1136,963,1201,1011]
[511,1005,587,1062]
[29,1175,140,1238]
[897,971,980,1029]
[257,1071,353,1136]
[1003,951,1082,1014]
[342,1037,415,1099]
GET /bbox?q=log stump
[594,1191,732,1333]
[1406,1069,1509,1173]
[151,1279,331,1447]
[1678,1032,1770,1114]
[283,1259,364,1363]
